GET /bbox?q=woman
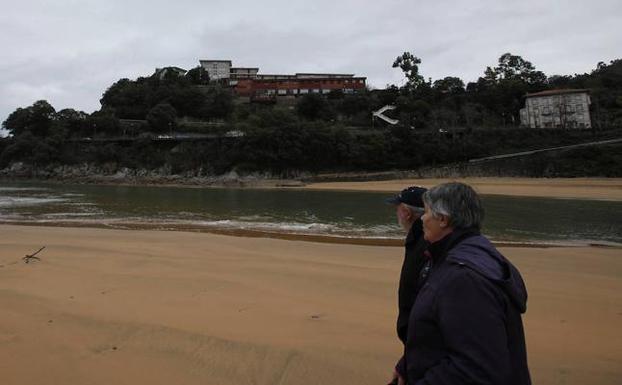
[394,182,531,385]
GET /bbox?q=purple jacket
[398,230,531,385]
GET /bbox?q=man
[386,186,428,385]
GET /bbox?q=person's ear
[439,215,449,228]
[405,209,412,220]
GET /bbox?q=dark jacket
[397,218,428,344]
[400,229,531,385]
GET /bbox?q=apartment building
[520,89,592,129]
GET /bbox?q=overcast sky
[1,0,620,135]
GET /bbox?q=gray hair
[422,182,484,230]
[403,203,425,215]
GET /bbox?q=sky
[1,0,621,136]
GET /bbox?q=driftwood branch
[23,246,45,264]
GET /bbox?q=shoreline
[3,176,621,201]
[1,220,620,249]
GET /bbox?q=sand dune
[1,225,620,384]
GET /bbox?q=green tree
[88,110,122,137]
[338,94,371,118]
[296,93,329,120]
[146,103,177,133]
[495,53,547,87]
[206,86,234,119]
[466,53,549,126]
[55,108,89,138]
[2,107,31,137]
[432,77,465,95]
[171,87,206,117]
[2,100,56,137]
[186,66,210,85]
[393,52,425,90]
[100,78,149,119]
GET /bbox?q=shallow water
[0,182,620,245]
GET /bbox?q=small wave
[42,212,101,218]
[176,211,203,218]
[0,196,68,208]
[0,187,50,192]
[64,202,98,207]
[115,218,347,235]
[237,214,275,221]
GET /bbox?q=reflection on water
[0,181,620,245]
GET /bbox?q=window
[300,89,309,94]
[278,89,287,95]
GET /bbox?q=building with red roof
[199,60,366,103]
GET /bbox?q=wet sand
[0,225,620,384]
[305,177,622,201]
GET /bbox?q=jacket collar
[427,227,480,261]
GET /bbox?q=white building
[199,60,232,80]
[520,89,592,129]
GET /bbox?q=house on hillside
[199,59,366,103]
[520,89,592,129]
[153,66,187,79]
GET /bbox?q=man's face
[396,203,419,232]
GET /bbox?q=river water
[1,182,620,245]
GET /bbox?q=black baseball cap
[386,186,427,208]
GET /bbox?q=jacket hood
[447,235,528,313]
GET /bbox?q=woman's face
[422,203,451,243]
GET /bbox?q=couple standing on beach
[387,182,531,385]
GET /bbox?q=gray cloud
[2,0,621,136]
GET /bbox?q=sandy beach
[305,177,622,201]
[0,224,620,385]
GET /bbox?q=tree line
[1,54,621,176]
